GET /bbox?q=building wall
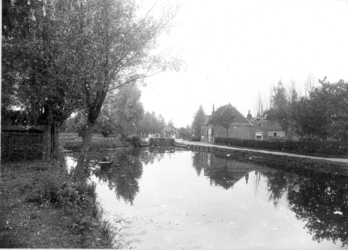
[213,124,266,140]
[268,131,286,140]
[202,123,287,142]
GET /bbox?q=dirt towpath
[176,139,348,164]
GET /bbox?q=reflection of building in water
[148,146,175,154]
[196,152,259,189]
[148,146,187,154]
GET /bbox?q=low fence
[214,137,348,157]
[1,126,44,162]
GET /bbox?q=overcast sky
[140,0,348,128]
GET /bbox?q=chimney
[247,110,252,121]
[212,104,215,114]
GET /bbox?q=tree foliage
[138,111,166,135]
[178,126,192,140]
[262,78,348,141]
[191,105,206,138]
[2,0,85,159]
[98,86,144,137]
[71,0,181,176]
[2,0,181,174]
[209,104,236,137]
[264,81,291,134]
[292,78,348,141]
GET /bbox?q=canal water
[66,147,348,249]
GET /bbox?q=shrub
[190,137,201,142]
[63,137,128,151]
[25,164,97,215]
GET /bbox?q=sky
[140,0,348,128]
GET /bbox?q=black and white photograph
[1,0,348,249]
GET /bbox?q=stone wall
[1,127,44,162]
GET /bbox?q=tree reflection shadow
[92,147,181,205]
[261,169,348,247]
[193,151,348,246]
[93,149,143,205]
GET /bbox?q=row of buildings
[200,103,287,143]
[160,103,290,142]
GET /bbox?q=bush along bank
[61,135,147,151]
[214,137,348,157]
[62,136,131,151]
[0,160,115,248]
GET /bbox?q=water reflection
[192,152,256,189]
[66,149,348,248]
[262,169,348,246]
[192,151,348,247]
[92,149,143,205]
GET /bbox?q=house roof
[205,103,250,125]
[161,124,178,133]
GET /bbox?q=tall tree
[293,78,348,141]
[304,74,317,98]
[209,103,236,137]
[292,97,327,139]
[2,0,83,160]
[98,86,144,137]
[191,105,206,138]
[254,91,264,118]
[73,0,181,177]
[138,111,165,135]
[264,81,291,135]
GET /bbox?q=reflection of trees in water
[262,171,289,206]
[141,146,185,165]
[261,169,348,247]
[193,151,348,246]
[192,153,204,176]
[141,147,175,165]
[288,173,348,247]
[93,149,143,205]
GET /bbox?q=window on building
[274,132,277,137]
[256,132,262,140]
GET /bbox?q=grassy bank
[0,160,115,248]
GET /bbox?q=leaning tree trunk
[43,118,62,161]
[74,121,94,179]
[74,89,107,180]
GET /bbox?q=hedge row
[214,137,348,157]
[63,137,129,151]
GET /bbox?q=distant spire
[212,104,215,114]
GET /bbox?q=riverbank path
[175,139,348,164]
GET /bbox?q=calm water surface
[66,148,348,249]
